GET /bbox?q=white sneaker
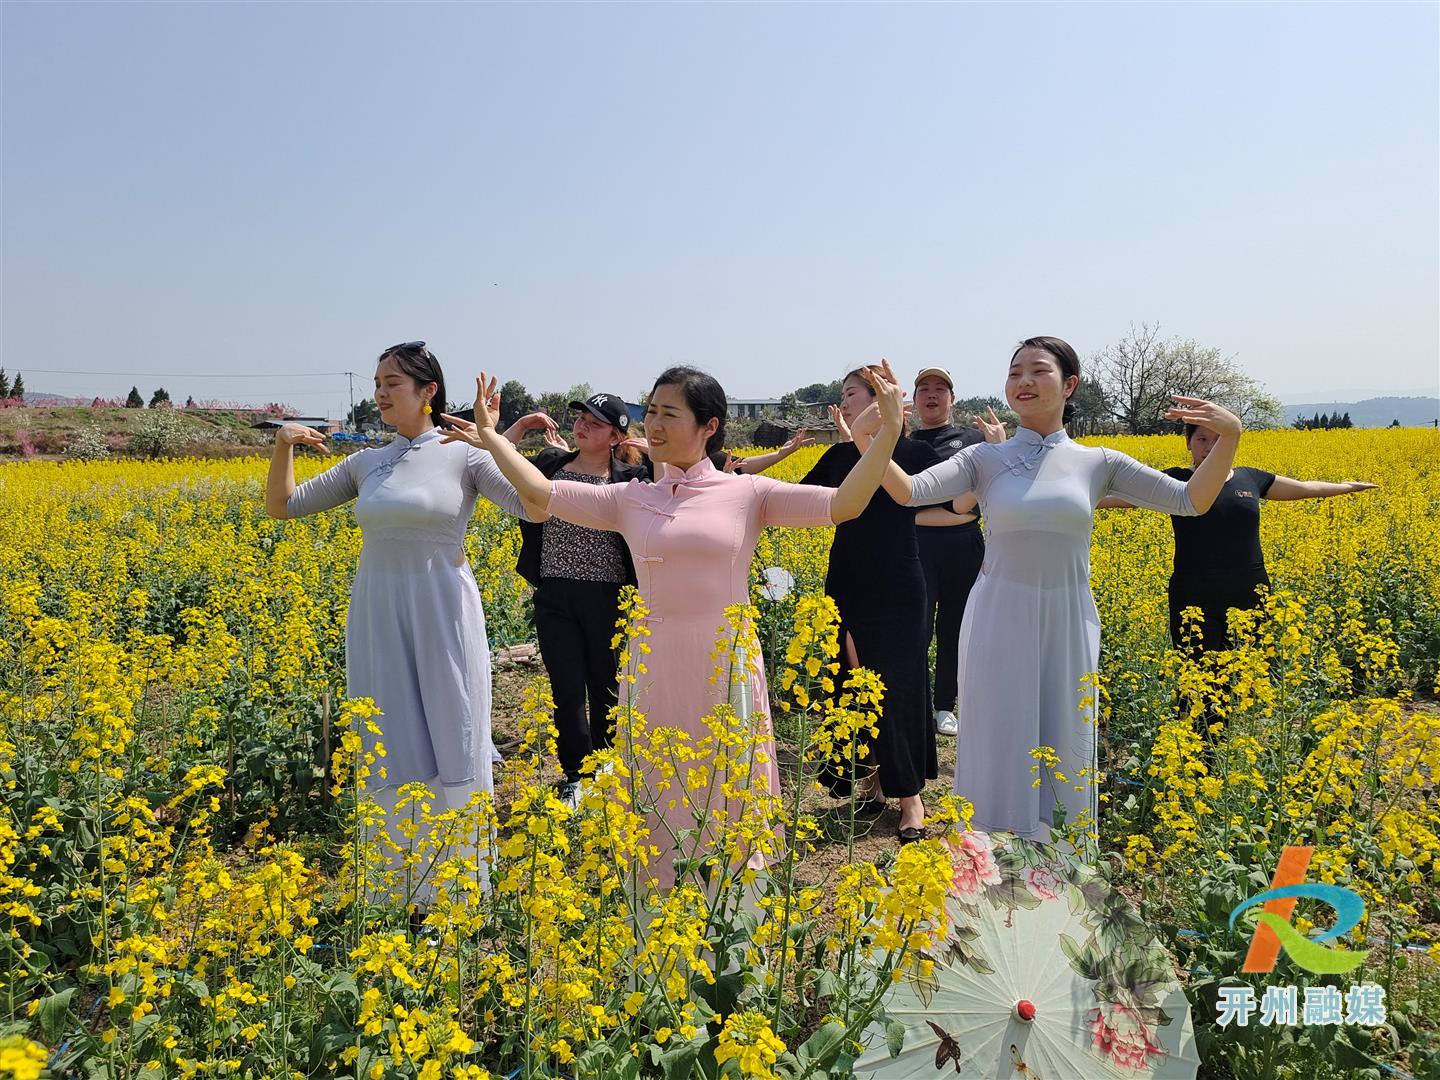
[557,780,584,810]
[934,710,958,736]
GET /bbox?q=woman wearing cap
[512,393,648,808]
[852,337,1243,841]
[442,363,907,888]
[908,367,1005,738]
[264,341,532,903]
[1099,424,1378,656]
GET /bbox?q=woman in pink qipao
[443,363,907,888]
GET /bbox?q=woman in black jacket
[511,393,647,806]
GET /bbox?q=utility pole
[346,372,356,432]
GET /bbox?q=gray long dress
[287,428,529,805]
[907,427,1198,838]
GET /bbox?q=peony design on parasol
[857,830,1199,1079]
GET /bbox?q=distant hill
[14,391,89,406]
[1282,396,1439,428]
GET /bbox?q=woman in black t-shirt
[1101,424,1378,653]
[801,368,940,843]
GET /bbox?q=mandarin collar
[1013,426,1070,447]
[657,455,718,488]
[391,427,442,449]
[1006,425,1069,475]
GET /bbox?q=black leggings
[533,578,626,782]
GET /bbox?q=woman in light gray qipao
[855,337,1244,841]
[264,341,530,895]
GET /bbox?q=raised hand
[543,428,572,452]
[783,428,814,453]
[438,375,496,447]
[860,359,907,432]
[828,404,853,443]
[438,412,484,448]
[1163,396,1243,438]
[510,411,559,436]
[276,423,330,453]
[973,406,1007,444]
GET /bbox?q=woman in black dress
[1101,423,1378,654]
[802,368,941,842]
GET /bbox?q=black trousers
[1169,566,1270,747]
[917,523,985,713]
[533,578,626,782]
[1167,566,1270,656]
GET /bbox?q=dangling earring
[423,402,433,415]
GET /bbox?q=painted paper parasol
[857,831,1199,1079]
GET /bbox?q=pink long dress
[547,456,835,887]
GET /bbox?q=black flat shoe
[897,825,928,844]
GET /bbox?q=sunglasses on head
[385,340,431,356]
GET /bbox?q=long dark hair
[1011,336,1080,424]
[377,343,448,428]
[650,366,727,456]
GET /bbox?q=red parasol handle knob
[1015,1000,1036,1022]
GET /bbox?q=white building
[727,397,782,419]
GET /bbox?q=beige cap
[913,367,954,390]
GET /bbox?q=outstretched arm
[1267,477,1378,501]
[735,429,814,474]
[441,374,553,520]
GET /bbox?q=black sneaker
[557,780,583,810]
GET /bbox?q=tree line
[0,369,26,401]
[1293,411,1353,430]
[771,324,1285,436]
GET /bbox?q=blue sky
[3,2,1436,416]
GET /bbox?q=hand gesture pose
[440,373,502,448]
[543,428,572,452]
[276,423,330,454]
[1163,396,1243,438]
[863,360,907,432]
[503,410,560,446]
[782,428,814,453]
[828,404,852,443]
[972,406,1007,444]
[847,363,913,450]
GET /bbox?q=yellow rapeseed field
[0,427,1436,1079]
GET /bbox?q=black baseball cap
[569,392,630,432]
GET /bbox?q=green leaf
[799,1021,846,1068]
[38,986,75,1042]
[659,1034,707,1080]
[813,970,840,998]
[885,1019,907,1057]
